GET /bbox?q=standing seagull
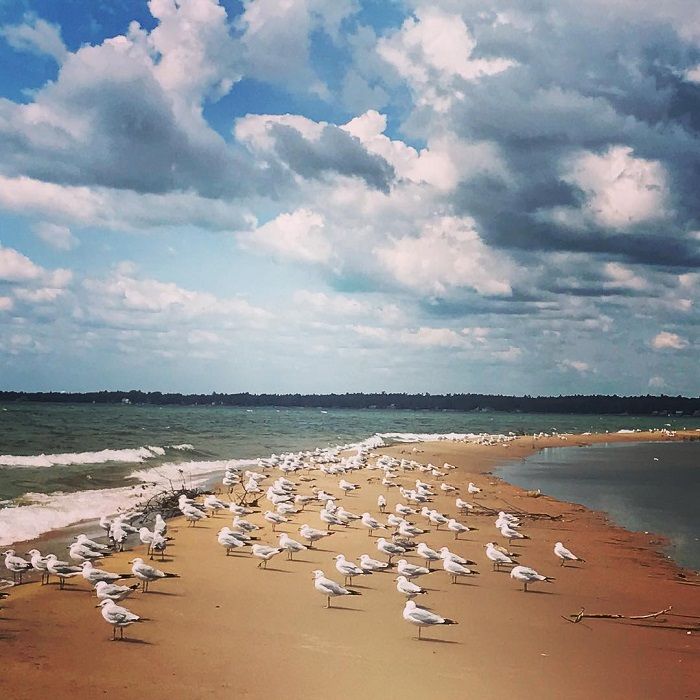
[402,600,457,640]
[278,533,307,560]
[97,599,142,641]
[129,557,179,592]
[334,554,370,586]
[376,538,406,564]
[510,565,554,592]
[443,557,479,584]
[485,542,514,571]
[94,580,140,603]
[447,519,473,540]
[554,542,585,566]
[251,544,282,569]
[45,555,82,589]
[312,570,361,608]
[395,575,428,599]
[3,550,32,584]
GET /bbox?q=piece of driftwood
[563,605,673,624]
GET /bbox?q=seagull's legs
[326,596,331,608]
[523,582,528,592]
[418,626,422,640]
[112,626,117,641]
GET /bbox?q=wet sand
[2,431,698,699]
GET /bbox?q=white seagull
[402,600,457,640]
[397,559,430,580]
[334,554,370,586]
[554,541,585,566]
[98,599,142,641]
[395,575,427,598]
[299,524,335,548]
[443,557,478,583]
[447,519,472,540]
[129,557,179,592]
[485,542,514,570]
[251,544,282,569]
[312,570,361,608]
[376,537,406,563]
[510,565,554,592]
[3,550,32,584]
[358,554,390,573]
[278,533,307,560]
[94,580,140,602]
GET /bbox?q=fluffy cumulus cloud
[0,0,699,393]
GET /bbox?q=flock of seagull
[2,442,586,641]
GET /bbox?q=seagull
[443,557,478,583]
[397,559,430,580]
[376,537,406,563]
[402,600,457,640]
[217,528,249,555]
[74,534,109,551]
[447,519,472,540]
[299,524,335,548]
[26,549,51,584]
[68,542,106,564]
[334,554,370,586]
[395,504,416,516]
[45,554,82,589]
[264,511,289,532]
[397,521,427,538]
[94,580,140,602]
[440,483,457,493]
[203,494,229,515]
[129,557,179,592]
[377,494,387,513]
[336,507,361,522]
[312,570,361,608]
[361,513,386,536]
[358,554,390,573]
[428,510,449,529]
[233,516,260,532]
[3,550,32,584]
[228,503,253,516]
[467,482,481,496]
[154,513,168,535]
[396,575,427,598]
[339,479,359,493]
[485,542,514,570]
[510,565,554,592]
[500,524,528,543]
[455,498,474,515]
[81,561,131,586]
[438,547,476,566]
[554,541,585,566]
[97,599,142,641]
[251,544,282,569]
[415,543,441,569]
[278,533,307,560]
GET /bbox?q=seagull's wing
[409,607,444,624]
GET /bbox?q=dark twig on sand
[562,605,673,624]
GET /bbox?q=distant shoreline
[2,391,700,416]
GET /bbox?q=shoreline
[2,431,699,699]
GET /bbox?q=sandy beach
[2,431,698,700]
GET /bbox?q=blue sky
[0,0,698,394]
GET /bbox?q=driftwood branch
[563,605,673,624]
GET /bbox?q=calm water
[1,402,699,547]
[496,441,700,570]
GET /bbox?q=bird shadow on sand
[142,590,182,596]
[113,637,153,645]
[521,589,556,595]
[326,606,362,612]
[414,637,459,644]
[259,568,292,574]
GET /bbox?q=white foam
[129,458,260,488]
[0,444,193,468]
[0,486,156,546]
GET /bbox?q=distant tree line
[1,391,699,415]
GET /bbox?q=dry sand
[2,431,699,699]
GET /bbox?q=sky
[0,0,698,395]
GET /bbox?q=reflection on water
[495,441,700,570]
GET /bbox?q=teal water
[495,441,700,570]
[1,402,699,547]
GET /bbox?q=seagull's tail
[163,572,180,578]
[128,584,140,591]
[542,576,555,583]
[442,618,458,625]
[347,589,362,596]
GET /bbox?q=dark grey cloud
[268,123,395,192]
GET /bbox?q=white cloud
[558,359,592,373]
[562,146,670,229]
[651,331,688,350]
[375,216,514,297]
[0,245,71,290]
[0,14,67,63]
[238,209,331,264]
[0,296,13,312]
[648,375,666,389]
[377,6,515,111]
[293,290,404,325]
[603,263,647,291]
[32,222,78,251]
